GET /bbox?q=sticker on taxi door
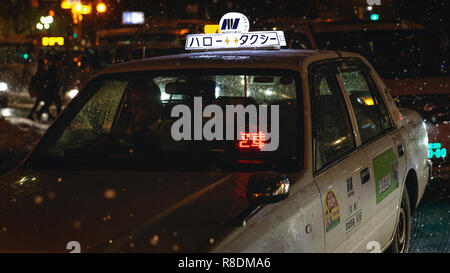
[373,148,398,204]
[325,190,340,232]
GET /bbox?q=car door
[310,63,370,252]
[336,60,406,251]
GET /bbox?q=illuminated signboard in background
[122,11,145,25]
[429,143,447,159]
[367,0,381,5]
[42,37,65,46]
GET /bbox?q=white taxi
[0,13,430,253]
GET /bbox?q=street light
[81,4,92,15]
[36,15,53,31]
[96,3,107,13]
[73,3,83,13]
[40,16,53,24]
[64,1,102,45]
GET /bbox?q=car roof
[98,49,341,75]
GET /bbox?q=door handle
[361,167,370,184]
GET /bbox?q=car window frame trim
[309,58,397,176]
[336,58,396,144]
[308,59,358,174]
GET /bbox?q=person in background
[36,54,63,121]
[27,59,47,120]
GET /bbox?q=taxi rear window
[26,69,303,172]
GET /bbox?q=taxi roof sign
[219,12,249,34]
[185,31,286,50]
[186,12,286,50]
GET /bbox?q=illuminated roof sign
[186,12,286,50]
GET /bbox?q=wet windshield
[25,69,302,172]
[315,29,449,79]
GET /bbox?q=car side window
[338,64,392,143]
[47,80,127,157]
[312,68,356,171]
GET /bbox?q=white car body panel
[212,51,429,253]
[211,172,324,252]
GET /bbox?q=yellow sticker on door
[325,190,340,232]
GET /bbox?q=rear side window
[312,68,356,170]
[338,64,392,143]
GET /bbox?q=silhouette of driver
[124,80,163,136]
[114,79,168,154]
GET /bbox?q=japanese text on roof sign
[185,31,286,50]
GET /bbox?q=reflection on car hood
[0,169,251,252]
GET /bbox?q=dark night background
[0,0,449,42]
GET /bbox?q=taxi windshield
[25,69,303,172]
[315,29,449,79]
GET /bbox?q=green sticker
[373,148,398,204]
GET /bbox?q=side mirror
[246,174,290,205]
